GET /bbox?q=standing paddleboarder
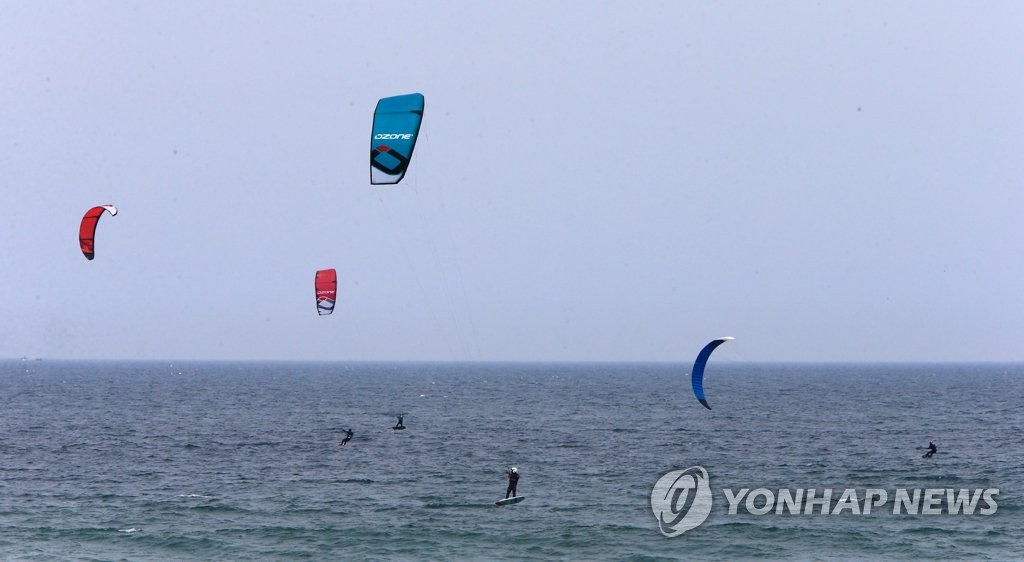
[505,467,520,499]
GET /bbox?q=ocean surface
[1,360,1022,560]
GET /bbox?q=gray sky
[2,2,1022,362]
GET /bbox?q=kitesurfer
[339,428,353,446]
[505,467,520,499]
[923,440,937,458]
[394,415,405,430]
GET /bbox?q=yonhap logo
[651,466,1000,537]
[650,466,713,537]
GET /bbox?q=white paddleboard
[495,496,525,506]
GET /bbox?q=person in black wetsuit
[339,428,353,446]
[923,440,937,458]
[394,415,405,430]
[505,467,520,498]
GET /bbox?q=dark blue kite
[692,337,734,410]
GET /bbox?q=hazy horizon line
[5,357,1022,366]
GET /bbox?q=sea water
[1,361,1021,560]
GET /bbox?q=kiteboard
[392,425,406,431]
[495,496,525,506]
